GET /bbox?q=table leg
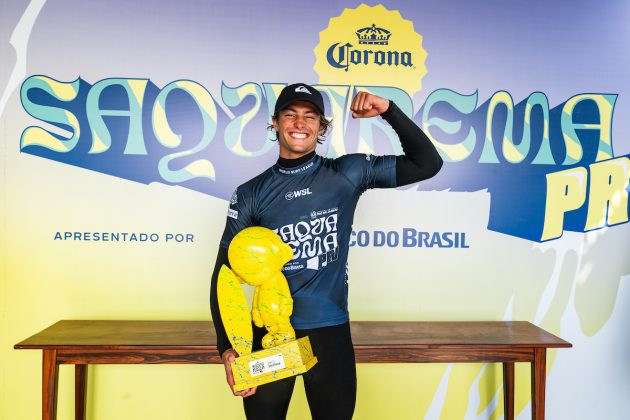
[75,365,87,420]
[42,350,58,420]
[503,362,515,420]
[531,348,547,420]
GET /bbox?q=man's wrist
[380,99,393,117]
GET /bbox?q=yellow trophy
[217,226,318,391]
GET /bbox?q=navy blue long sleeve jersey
[221,153,396,329]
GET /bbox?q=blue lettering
[350,49,362,65]
[374,230,385,247]
[387,51,399,65]
[441,232,453,248]
[326,43,413,71]
[326,42,351,71]
[357,231,369,247]
[419,231,430,247]
[429,232,442,247]
[401,52,412,67]
[387,231,399,247]
[403,228,416,247]
[374,51,385,65]
[461,233,470,248]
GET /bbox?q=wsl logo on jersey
[285,188,313,201]
[314,4,427,96]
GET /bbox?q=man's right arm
[211,186,251,356]
[211,188,259,397]
[210,243,258,397]
[210,245,232,357]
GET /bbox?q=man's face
[273,101,323,159]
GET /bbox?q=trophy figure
[217,226,317,391]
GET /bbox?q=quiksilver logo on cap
[295,86,311,94]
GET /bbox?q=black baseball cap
[274,83,325,115]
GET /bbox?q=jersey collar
[274,153,320,176]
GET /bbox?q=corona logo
[357,24,391,45]
[314,4,427,96]
[326,41,413,72]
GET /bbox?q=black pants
[243,322,356,420]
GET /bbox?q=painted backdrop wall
[1,1,629,419]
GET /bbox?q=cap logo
[295,86,311,94]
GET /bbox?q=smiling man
[273,104,323,159]
[210,83,443,420]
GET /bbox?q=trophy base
[231,336,318,391]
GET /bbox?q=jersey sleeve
[381,101,443,185]
[337,154,397,192]
[212,187,255,356]
[219,187,256,248]
[209,246,231,356]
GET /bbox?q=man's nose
[294,115,306,128]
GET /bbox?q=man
[210,83,443,419]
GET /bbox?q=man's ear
[272,116,279,132]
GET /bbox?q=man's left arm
[351,92,443,186]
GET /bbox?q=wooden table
[14,320,571,420]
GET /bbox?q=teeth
[291,133,308,139]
